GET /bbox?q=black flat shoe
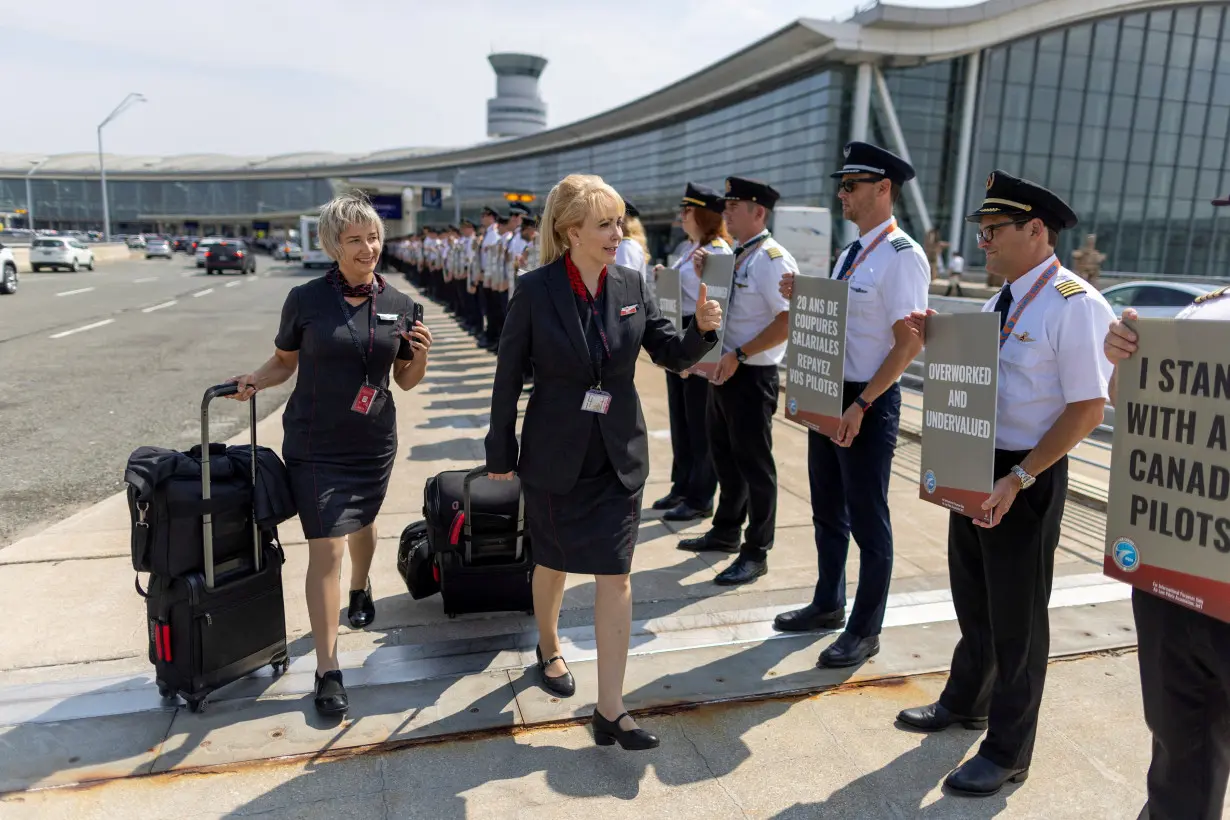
[944,754,1028,796]
[677,532,740,554]
[651,492,684,511]
[897,701,988,732]
[314,670,349,716]
[536,645,576,698]
[714,555,767,586]
[592,709,659,750]
[818,631,880,668]
[774,603,846,633]
[662,502,714,522]
[347,579,376,629]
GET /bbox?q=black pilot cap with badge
[481,205,500,219]
[966,170,1079,233]
[831,141,915,185]
[623,200,640,219]
[680,182,725,214]
[723,176,781,210]
[508,202,532,217]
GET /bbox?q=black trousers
[707,363,779,559]
[665,318,717,508]
[1134,589,1230,820]
[470,285,484,332]
[808,381,900,637]
[939,450,1067,770]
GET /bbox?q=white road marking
[49,319,114,339]
[181,271,194,278]
[142,300,176,313]
[224,280,242,288]
[55,287,95,297]
[192,288,214,298]
[132,277,158,284]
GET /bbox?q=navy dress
[275,271,414,540]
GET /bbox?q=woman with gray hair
[226,192,433,716]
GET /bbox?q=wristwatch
[853,396,871,412]
[735,347,748,363]
[1010,465,1036,489]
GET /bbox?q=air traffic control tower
[486,53,548,138]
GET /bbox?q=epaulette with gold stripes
[890,236,913,252]
[1054,278,1087,299]
[1193,285,1230,305]
[766,245,784,260]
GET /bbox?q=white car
[195,237,227,268]
[30,238,95,272]
[145,238,172,259]
[1101,280,1216,318]
[0,243,17,294]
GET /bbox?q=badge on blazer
[620,304,638,316]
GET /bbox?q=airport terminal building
[2,0,1228,277]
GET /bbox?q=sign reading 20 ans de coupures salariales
[918,312,999,523]
[1106,319,1230,623]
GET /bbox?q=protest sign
[655,266,682,337]
[783,276,847,437]
[686,253,734,379]
[1105,319,1230,622]
[918,312,999,521]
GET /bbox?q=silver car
[145,238,172,259]
[1101,280,1217,318]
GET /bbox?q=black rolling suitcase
[420,465,534,618]
[135,384,289,713]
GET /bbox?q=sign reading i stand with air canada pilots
[783,275,847,438]
[655,266,682,340]
[686,253,735,379]
[1105,318,1230,623]
[918,313,1000,522]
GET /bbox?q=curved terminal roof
[0,0,1186,181]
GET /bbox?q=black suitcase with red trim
[135,385,289,713]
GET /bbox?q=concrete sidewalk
[0,279,1147,812]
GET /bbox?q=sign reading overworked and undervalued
[686,253,734,379]
[1105,319,1230,622]
[783,276,847,438]
[655,266,682,340]
[919,312,999,522]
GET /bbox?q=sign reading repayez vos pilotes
[919,313,999,522]
[1106,319,1230,623]
[783,276,847,437]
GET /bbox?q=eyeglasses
[837,176,884,194]
[975,218,1029,244]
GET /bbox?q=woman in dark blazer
[486,173,721,751]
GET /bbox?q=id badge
[352,384,377,415]
[581,389,612,414]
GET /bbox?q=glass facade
[970,3,1230,275]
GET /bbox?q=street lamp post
[25,158,47,233]
[97,92,147,243]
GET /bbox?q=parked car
[145,238,173,259]
[0,243,17,294]
[205,239,256,275]
[30,238,95,272]
[195,237,226,268]
[1101,280,1218,318]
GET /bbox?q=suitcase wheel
[271,659,291,676]
[156,681,173,700]
[186,697,208,714]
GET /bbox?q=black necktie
[995,284,1014,331]
[835,240,862,280]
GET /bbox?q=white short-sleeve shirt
[1176,287,1230,320]
[725,230,796,366]
[830,217,931,382]
[616,239,648,283]
[983,255,1116,451]
[677,237,733,314]
[480,224,501,281]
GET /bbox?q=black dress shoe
[677,532,740,554]
[347,580,376,629]
[592,709,660,750]
[715,556,767,586]
[897,701,988,732]
[652,492,684,511]
[662,502,713,522]
[774,603,846,633]
[944,754,1028,796]
[536,645,576,698]
[314,670,349,716]
[818,631,880,668]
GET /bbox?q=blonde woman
[227,192,433,717]
[486,174,722,750]
[616,200,650,284]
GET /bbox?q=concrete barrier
[9,243,137,273]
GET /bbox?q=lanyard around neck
[836,220,896,281]
[999,260,1060,349]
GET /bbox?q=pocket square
[620,304,638,316]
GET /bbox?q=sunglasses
[837,176,885,194]
[975,218,1030,243]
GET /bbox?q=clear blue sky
[1,0,967,158]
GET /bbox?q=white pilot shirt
[831,217,931,383]
[725,230,796,367]
[1176,287,1230,320]
[480,224,501,282]
[676,237,733,316]
[984,255,1116,451]
[506,234,528,278]
[616,238,649,284]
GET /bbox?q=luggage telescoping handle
[462,464,525,564]
[200,383,261,590]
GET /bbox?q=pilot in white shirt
[616,199,650,284]
[774,141,930,673]
[898,170,1115,798]
[676,176,794,589]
